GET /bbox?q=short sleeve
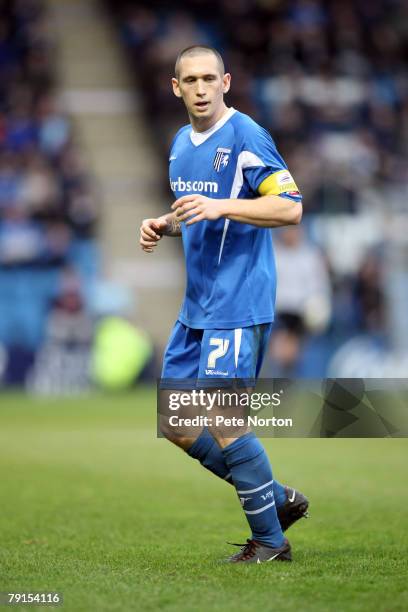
[242,125,302,202]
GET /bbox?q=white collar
[190,107,236,146]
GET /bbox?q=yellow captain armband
[258,169,299,196]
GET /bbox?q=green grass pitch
[0,389,407,611]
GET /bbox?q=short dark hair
[174,45,225,79]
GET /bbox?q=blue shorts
[160,320,273,388]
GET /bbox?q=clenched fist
[139,218,168,253]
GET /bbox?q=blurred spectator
[263,226,332,376]
[274,226,332,333]
[18,150,59,212]
[0,206,43,265]
[36,93,71,156]
[27,267,94,394]
[44,266,92,346]
[353,249,385,334]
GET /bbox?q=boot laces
[228,538,259,561]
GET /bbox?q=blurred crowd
[0,0,99,385]
[0,0,97,265]
[111,0,408,214]
[106,0,408,375]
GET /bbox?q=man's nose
[196,80,206,96]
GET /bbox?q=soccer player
[139,46,308,563]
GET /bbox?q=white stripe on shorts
[234,328,242,369]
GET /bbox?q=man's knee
[208,423,250,449]
[159,416,199,451]
[158,389,204,450]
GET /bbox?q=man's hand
[140,218,168,253]
[171,194,225,226]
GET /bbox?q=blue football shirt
[169,107,301,329]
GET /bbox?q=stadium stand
[0,0,98,384]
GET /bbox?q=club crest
[213,147,231,172]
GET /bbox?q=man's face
[172,53,230,123]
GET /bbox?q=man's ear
[172,77,182,98]
[222,73,231,94]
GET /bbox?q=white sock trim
[244,500,276,515]
[237,479,274,494]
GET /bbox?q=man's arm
[171,194,302,228]
[222,194,302,227]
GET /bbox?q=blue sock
[187,428,232,481]
[222,432,284,548]
[187,429,287,507]
[273,480,287,507]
